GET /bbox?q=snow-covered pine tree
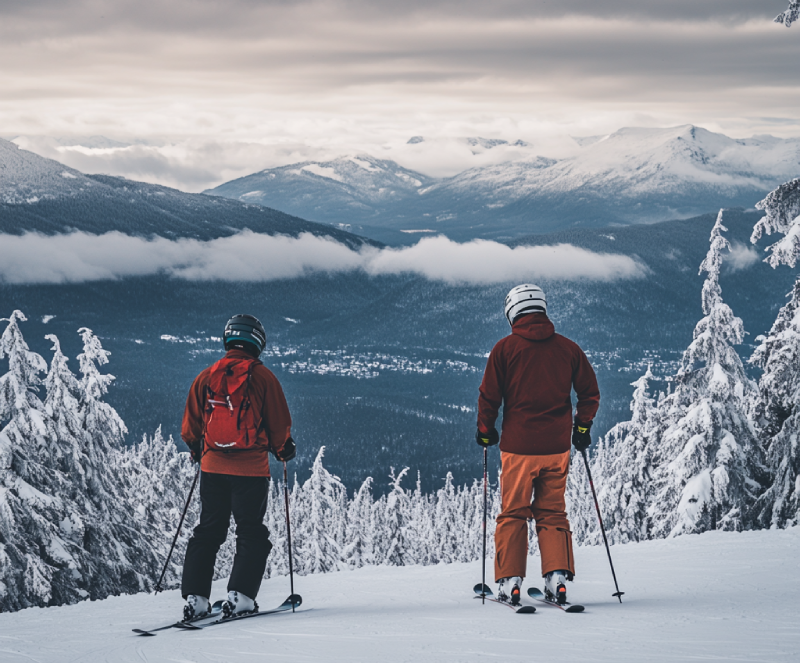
[119,428,198,589]
[77,327,127,457]
[369,491,389,563]
[565,449,596,545]
[463,478,484,564]
[453,480,478,563]
[748,179,800,528]
[0,311,69,610]
[343,476,376,569]
[68,327,159,597]
[294,447,346,574]
[265,476,289,578]
[432,472,459,564]
[383,467,411,566]
[776,1,800,27]
[44,335,89,493]
[592,366,658,543]
[649,211,762,538]
[403,472,431,565]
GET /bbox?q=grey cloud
[363,236,648,283]
[11,135,355,191]
[2,3,796,98]
[0,231,647,285]
[1,0,798,160]
[0,1,784,38]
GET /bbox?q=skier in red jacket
[180,314,296,621]
[477,284,599,606]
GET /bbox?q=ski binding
[527,587,584,613]
[473,583,536,613]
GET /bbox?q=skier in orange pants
[476,285,599,605]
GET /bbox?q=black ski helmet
[223,314,266,355]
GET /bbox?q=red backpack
[203,356,263,452]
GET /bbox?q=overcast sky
[1,1,798,190]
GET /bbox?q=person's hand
[475,427,499,447]
[572,421,592,452]
[188,441,203,464]
[275,437,297,462]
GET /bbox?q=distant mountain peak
[208,127,800,243]
[0,138,377,247]
[464,137,508,149]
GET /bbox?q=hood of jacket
[511,313,555,342]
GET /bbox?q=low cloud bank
[0,231,647,285]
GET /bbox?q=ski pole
[283,461,296,612]
[481,445,488,604]
[155,464,200,594]
[580,448,624,603]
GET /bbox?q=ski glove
[475,427,499,447]
[274,437,297,462]
[572,421,592,452]
[188,440,202,464]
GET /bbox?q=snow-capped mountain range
[0,138,373,247]
[209,126,800,242]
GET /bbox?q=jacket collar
[224,348,261,362]
[511,313,555,341]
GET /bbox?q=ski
[132,600,225,636]
[180,594,302,629]
[473,583,536,613]
[527,587,585,613]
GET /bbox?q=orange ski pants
[494,450,575,581]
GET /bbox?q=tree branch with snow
[775,1,800,27]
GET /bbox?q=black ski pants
[181,472,272,601]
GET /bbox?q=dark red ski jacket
[182,349,292,477]
[477,313,600,456]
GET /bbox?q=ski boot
[497,577,523,605]
[544,570,569,605]
[183,595,210,621]
[221,590,257,618]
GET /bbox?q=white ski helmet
[504,284,547,325]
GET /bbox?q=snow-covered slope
[209,126,800,242]
[209,154,434,229]
[431,125,800,207]
[0,138,376,246]
[0,137,93,204]
[1,528,798,662]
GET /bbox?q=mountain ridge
[0,138,378,247]
[208,125,800,242]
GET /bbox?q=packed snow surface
[1,528,798,662]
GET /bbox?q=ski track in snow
[1,528,798,662]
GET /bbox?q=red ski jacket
[182,349,292,477]
[477,313,599,456]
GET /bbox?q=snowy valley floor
[1,527,798,663]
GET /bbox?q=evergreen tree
[120,428,197,589]
[0,311,66,609]
[593,367,658,543]
[44,334,88,492]
[265,477,289,578]
[383,467,411,566]
[406,472,432,565]
[294,447,346,574]
[775,1,800,27]
[343,476,376,569]
[565,449,596,545]
[749,179,800,527]
[432,472,459,564]
[77,327,127,458]
[649,211,762,537]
